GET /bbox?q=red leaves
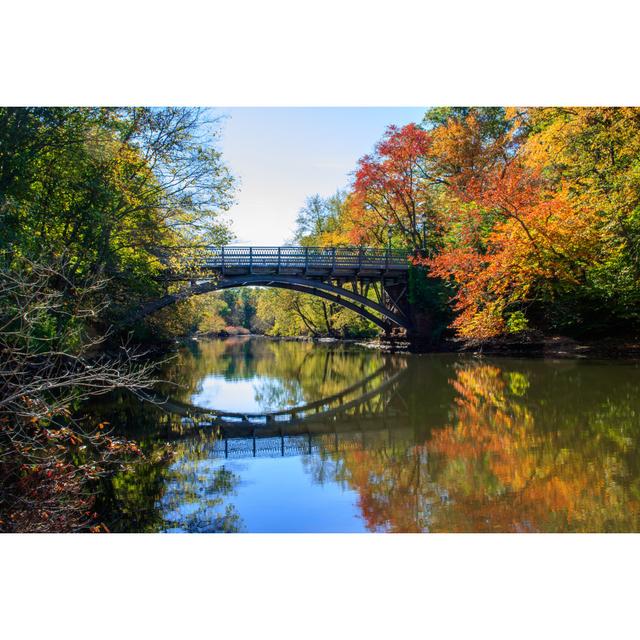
[1,411,145,532]
[353,124,433,199]
[347,124,436,246]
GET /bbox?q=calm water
[89,336,640,532]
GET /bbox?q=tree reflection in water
[306,361,640,532]
[92,338,392,532]
[161,336,387,410]
[102,432,243,532]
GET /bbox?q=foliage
[347,123,443,250]
[0,107,234,340]
[294,191,346,245]
[217,289,258,331]
[425,107,640,338]
[254,287,377,338]
[0,107,235,530]
[429,160,600,337]
[318,107,640,340]
[0,256,158,532]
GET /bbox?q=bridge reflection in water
[146,360,410,460]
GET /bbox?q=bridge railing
[197,246,410,271]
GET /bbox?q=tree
[424,107,517,188]
[294,191,345,245]
[429,160,599,338]
[0,255,158,532]
[0,107,235,337]
[523,107,640,330]
[346,123,443,251]
[427,107,640,339]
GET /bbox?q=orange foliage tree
[429,160,599,338]
[293,107,639,340]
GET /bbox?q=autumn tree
[424,107,518,187]
[523,107,640,331]
[346,123,444,252]
[428,107,640,338]
[429,159,600,338]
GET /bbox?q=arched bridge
[132,246,413,333]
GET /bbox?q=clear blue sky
[211,107,426,245]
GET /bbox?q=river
[87,336,640,532]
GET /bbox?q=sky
[211,107,426,245]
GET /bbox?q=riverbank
[456,333,640,359]
[193,329,364,344]
[185,330,640,359]
[359,332,640,359]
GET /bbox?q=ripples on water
[86,336,640,533]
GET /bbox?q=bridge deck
[195,246,410,276]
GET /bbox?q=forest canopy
[251,108,640,341]
[5,107,637,342]
[0,107,235,338]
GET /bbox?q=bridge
[133,246,416,334]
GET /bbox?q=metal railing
[196,246,410,271]
[210,430,408,459]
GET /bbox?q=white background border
[3,534,639,638]
[3,0,639,106]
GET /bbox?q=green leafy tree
[0,107,235,338]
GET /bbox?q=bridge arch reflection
[145,359,410,459]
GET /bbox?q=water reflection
[89,338,640,532]
[159,336,387,410]
[310,361,640,532]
